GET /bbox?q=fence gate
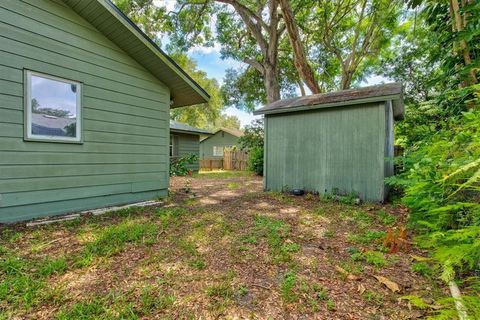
[223,149,248,170]
[200,149,248,171]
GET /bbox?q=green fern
[392,110,480,285]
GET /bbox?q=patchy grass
[179,238,207,270]
[347,230,386,245]
[0,174,444,319]
[280,271,298,303]
[377,209,396,225]
[0,253,66,313]
[253,216,299,264]
[266,192,294,204]
[364,250,388,268]
[195,170,253,179]
[227,182,240,189]
[138,285,176,315]
[84,219,158,258]
[362,289,384,306]
[411,262,433,277]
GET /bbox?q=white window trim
[25,70,82,143]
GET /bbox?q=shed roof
[170,121,212,135]
[216,127,244,138]
[253,83,404,120]
[200,128,244,143]
[63,0,209,108]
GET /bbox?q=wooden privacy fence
[200,159,224,171]
[201,149,248,171]
[224,149,248,170]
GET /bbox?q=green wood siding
[170,132,200,172]
[264,103,390,201]
[0,0,169,223]
[200,131,240,159]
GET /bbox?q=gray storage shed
[253,83,404,202]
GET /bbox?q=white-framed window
[25,70,82,143]
[213,146,224,157]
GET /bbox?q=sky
[188,49,259,127]
[156,0,388,128]
[31,75,78,117]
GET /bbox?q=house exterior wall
[200,131,240,159]
[170,131,200,172]
[264,102,391,201]
[0,0,170,222]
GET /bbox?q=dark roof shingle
[170,121,212,135]
[254,83,404,119]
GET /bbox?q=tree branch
[217,0,269,54]
[279,0,320,93]
[243,58,265,75]
[217,0,269,31]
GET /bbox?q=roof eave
[64,0,210,108]
[170,128,212,135]
[211,128,243,138]
[101,0,210,106]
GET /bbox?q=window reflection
[30,74,79,139]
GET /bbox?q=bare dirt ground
[0,171,446,319]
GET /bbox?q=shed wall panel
[0,0,169,222]
[264,103,386,201]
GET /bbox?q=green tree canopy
[113,0,171,42]
[168,52,238,129]
[164,0,402,112]
[114,1,237,130]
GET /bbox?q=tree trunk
[340,68,353,90]
[218,0,283,104]
[450,0,477,85]
[264,63,281,103]
[278,0,321,94]
[298,80,306,96]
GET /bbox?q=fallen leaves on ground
[374,275,400,293]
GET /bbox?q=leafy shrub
[248,146,264,175]
[170,154,198,176]
[238,119,263,150]
[238,119,264,175]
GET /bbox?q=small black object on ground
[292,189,305,196]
